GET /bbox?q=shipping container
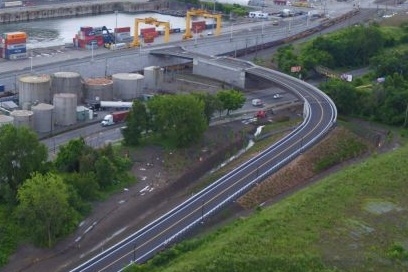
[80,26,93,31]
[144,37,154,43]
[140,27,156,35]
[5,38,27,45]
[6,43,26,50]
[142,31,158,38]
[3,32,27,40]
[115,27,131,33]
[115,32,131,39]
[110,43,128,50]
[5,47,27,55]
[7,52,28,60]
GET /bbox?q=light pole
[230,23,233,41]
[114,10,118,44]
[194,28,198,46]
[29,50,33,73]
[29,56,33,73]
[91,42,94,62]
[213,0,216,31]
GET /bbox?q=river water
[0,12,215,49]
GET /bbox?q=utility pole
[114,11,118,44]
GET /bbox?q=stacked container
[140,27,158,38]
[114,27,133,43]
[73,26,104,49]
[191,21,206,34]
[0,32,28,60]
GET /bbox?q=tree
[148,94,208,147]
[0,125,48,204]
[319,79,358,116]
[63,172,100,201]
[123,100,148,146]
[54,138,87,172]
[15,173,79,247]
[192,92,223,124]
[216,89,246,115]
[95,156,117,189]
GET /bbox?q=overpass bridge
[70,47,337,272]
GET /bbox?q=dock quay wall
[0,0,169,23]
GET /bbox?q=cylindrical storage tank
[0,115,14,127]
[51,72,83,104]
[10,110,34,128]
[31,103,54,133]
[112,73,144,100]
[53,93,77,126]
[143,66,163,90]
[84,78,113,101]
[18,74,51,107]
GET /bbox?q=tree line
[0,125,133,255]
[0,88,245,264]
[275,22,408,127]
[122,90,246,147]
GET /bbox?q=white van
[252,99,263,107]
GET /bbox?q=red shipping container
[78,40,88,48]
[115,27,131,33]
[80,26,93,31]
[5,38,27,45]
[94,35,103,42]
[144,37,154,43]
[140,27,155,35]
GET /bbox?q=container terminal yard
[0,0,402,137]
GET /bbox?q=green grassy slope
[129,143,408,272]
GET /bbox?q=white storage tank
[112,73,144,100]
[51,72,83,104]
[143,66,163,90]
[53,93,77,126]
[10,110,34,128]
[0,114,14,127]
[31,103,54,133]
[84,78,113,101]
[18,74,51,107]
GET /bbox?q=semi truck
[101,110,129,126]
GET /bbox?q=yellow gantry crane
[132,17,170,47]
[182,9,222,40]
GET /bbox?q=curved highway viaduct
[69,48,337,271]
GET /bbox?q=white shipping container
[7,52,28,60]
[110,43,128,50]
[115,32,131,38]
[6,43,26,50]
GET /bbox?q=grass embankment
[127,124,408,272]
